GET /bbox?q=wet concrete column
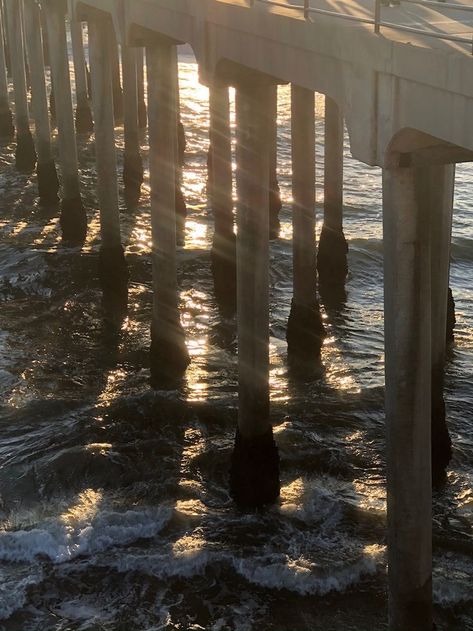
[317,95,348,293]
[43,0,87,244]
[286,85,325,359]
[268,83,281,239]
[229,76,280,508]
[88,16,128,317]
[121,43,143,207]
[0,4,13,140]
[23,0,59,205]
[146,40,190,384]
[109,27,123,125]
[4,0,36,171]
[68,5,93,133]
[427,164,455,485]
[136,47,147,129]
[383,164,432,631]
[208,84,236,310]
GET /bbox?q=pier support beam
[383,164,432,631]
[136,47,147,129]
[43,0,87,244]
[0,5,13,140]
[146,40,190,384]
[88,16,128,317]
[208,84,236,311]
[287,85,324,358]
[69,6,93,133]
[317,96,348,292]
[268,84,281,240]
[121,44,143,206]
[5,0,36,171]
[428,165,455,484]
[230,75,280,508]
[23,0,59,205]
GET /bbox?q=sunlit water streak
[0,51,472,630]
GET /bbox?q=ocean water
[0,53,472,630]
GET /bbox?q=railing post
[304,0,309,19]
[374,0,381,34]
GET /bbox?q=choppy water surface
[0,54,472,631]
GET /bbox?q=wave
[0,502,172,566]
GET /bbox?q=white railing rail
[250,0,473,54]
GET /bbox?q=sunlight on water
[59,489,103,527]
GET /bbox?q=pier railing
[252,0,473,54]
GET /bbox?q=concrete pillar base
[286,299,325,358]
[138,99,147,129]
[431,395,452,487]
[150,323,190,387]
[211,231,237,313]
[99,244,128,316]
[269,185,282,240]
[229,427,280,508]
[15,131,37,172]
[75,103,94,134]
[175,186,187,246]
[317,224,348,288]
[123,151,144,207]
[0,109,14,140]
[37,159,59,206]
[446,287,455,343]
[60,195,87,245]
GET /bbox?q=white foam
[0,505,172,564]
[233,544,384,596]
[0,567,42,620]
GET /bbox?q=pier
[1,0,472,629]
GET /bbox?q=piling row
[0,2,459,629]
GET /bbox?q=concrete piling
[428,165,455,485]
[0,3,13,140]
[287,85,325,359]
[69,4,93,134]
[146,40,190,384]
[43,0,86,244]
[208,84,236,311]
[383,164,432,631]
[88,16,128,317]
[317,95,348,292]
[23,0,59,205]
[121,43,143,207]
[5,0,36,172]
[229,76,280,508]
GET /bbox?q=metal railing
[251,0,473,54]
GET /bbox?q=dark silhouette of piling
[122,43,143,207]
[88,16,128,317]
[23,0,59,205]
[43,0,87,244]
[208,84,237,312]
[5,0,36,172]
[146,41,190,385]
[287,85,325,359]
[69,13,93,134]
[229,75,280,508]
[317,96,347,293]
